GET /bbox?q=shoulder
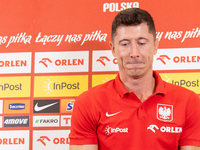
[163,81,199,103]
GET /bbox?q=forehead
[114,23,153,41]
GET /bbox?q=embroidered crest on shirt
[157,104,173,122]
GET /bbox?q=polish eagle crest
[157,104,173,122]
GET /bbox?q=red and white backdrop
[0,0,200,149]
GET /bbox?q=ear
[109,41,116,57]
[153,39,159,55]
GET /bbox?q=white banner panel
[153,48,200,70]
[0,52,31,74]
[0,130,29,150]
[35,51,89,73]
[33,130,70,150]
[92,50,118,71]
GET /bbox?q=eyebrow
[119,37,149,43]
[137,37,149,41]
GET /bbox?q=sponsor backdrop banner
[0,0,200,149]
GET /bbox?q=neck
[120,71,156,102]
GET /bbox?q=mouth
[125,62,145,69]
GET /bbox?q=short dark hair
[111,8,156,41]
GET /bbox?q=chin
[127,69,144,78]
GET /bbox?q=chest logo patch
[157,104,173,122]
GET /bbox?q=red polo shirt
[69,71,200,150]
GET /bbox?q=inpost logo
[160,72,200,94]
[92,74,116,87]
[34,75,88,97]
[0,77,30,97]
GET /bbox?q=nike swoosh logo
[34,102,58,112]
[106,111,122,117]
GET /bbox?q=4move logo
[4,116,29,127]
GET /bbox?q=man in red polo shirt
[69,8,200,150]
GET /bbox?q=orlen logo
[105,125,128,135]
[147,125,182,133]
[0,138,25,145]
[156,55,200,64]
[35,51,89,73]
[103,2,139,12]
[37,136,70,146]
[37,136,51,146]
[0,60,27,67]
[0,130,29,149]
[97,56,117,66]
[156,55,170,65]
[0,52,31,74]
[39,58,52,68]
[93,50,119,72]
[39,58,84,68]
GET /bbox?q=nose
[129,43,140,58]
